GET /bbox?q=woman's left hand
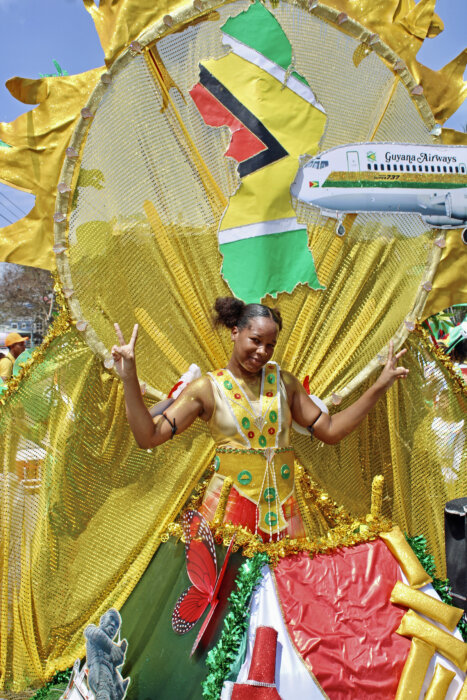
[374,340,409,391]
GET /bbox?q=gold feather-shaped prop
[0,70,102,269]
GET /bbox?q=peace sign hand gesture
[112,323,139,381]
[375,339,409,391]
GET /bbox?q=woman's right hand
[112,323,139,381]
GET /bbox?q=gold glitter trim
[396,609,467,671]
[395,637,435,700]
[380,526,433,588]
[390,581,463,632]
[370,475,385,518]
[424,664,456,700]
[159,460,391,563]
[294,468,316,540]
[212,476,233,527]
[161,513,393,567]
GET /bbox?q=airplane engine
[447,190,467,220]
[423,215,466,227]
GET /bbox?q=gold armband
[395,637,434,699]
[390,581,463,632]
[380,526,432,588]
[424,664,455,700]
[396,609,467,671]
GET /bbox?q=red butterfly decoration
[171,510,235,655]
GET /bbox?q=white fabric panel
[221,565,328,699]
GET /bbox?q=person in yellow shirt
[0,332,28,381]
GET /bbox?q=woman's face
[231,316,279,374]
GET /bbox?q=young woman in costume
[113,297,407,453]
[111,297,409,699]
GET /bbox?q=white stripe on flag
[221,34,325,114]
[218,217,302,245]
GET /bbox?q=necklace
[225,368,268,430]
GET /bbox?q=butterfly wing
[182,510,217,594]
[190,598,219,656]
[190,535,237,655]
[172,585,210,634]
[182,511,216,559]
[185,540,217,596]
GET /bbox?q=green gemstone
[213,455,220,472]
[265,511,278,526]
[267,374,275,384]
[238,470,252,485]
[224,380,233,390]
[242,417,250,430]
[281,464,290,479]
[269,410,277,423]
[263,487,276,503]
[258,435,267,447]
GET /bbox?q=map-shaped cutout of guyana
[190,1,327,302]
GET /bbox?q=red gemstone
[268,427,275,435]
[266,391,273,397]
[217,371,224,376]
[234,393,241,399]
[248,431,255,439]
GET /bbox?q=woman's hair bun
[213,297,282,331]
[213,297,246,329]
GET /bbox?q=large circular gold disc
[56,0,439,399]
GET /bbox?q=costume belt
[214,446,295,533]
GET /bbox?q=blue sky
[0,0,466,227]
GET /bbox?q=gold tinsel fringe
[161,513,393,567]
[298,466,354,527]
[294,467,317,540]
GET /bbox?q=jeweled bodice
[206,363,294,534]
[207,362,291,449]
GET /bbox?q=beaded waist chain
[216,446,294,455]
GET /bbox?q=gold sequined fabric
[0,1,466,695]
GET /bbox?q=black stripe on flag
[198,64,288,177]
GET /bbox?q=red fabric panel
[224,486,260,533]
[189,82,266,161]
[274,540,410,699]
[223,488,305,542]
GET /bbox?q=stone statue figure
[84,608,129,700]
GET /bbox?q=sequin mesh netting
[0,0,466,694]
